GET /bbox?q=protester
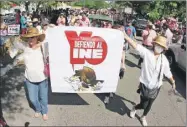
[41,21,49,34]
[15,10,21,25]
[26,13,32,23]
[123,32,176,126]
[104,24,126,104]
[20,11,27,35]
[32,18,42,34]
[163,24,173,46]
[8,28,49,121]
[56,14,66,26]
[138,22,157,66]
[79,13,90,27]
[124,21,136,53]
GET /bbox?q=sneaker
[130,107,136,118]
[140,116,148,126]
[104,96,109,104]
[110,93,114,98]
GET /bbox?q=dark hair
[112,24,122,29]
[148,25,152,29]
[22,11,26,15]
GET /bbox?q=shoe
[34,112,40,118]
[42,114,48,121]
[130,106,136,118]
[104,96,109,104]
[110,93,114,98]
[140,116,148,126]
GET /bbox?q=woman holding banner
[7,28,49,121]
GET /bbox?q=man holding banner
[103,24,126,104]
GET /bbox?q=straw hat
[153,36,168,50]
[32,18,39,23]
[21,28,45,42]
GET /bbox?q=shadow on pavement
[171,68,186,99]
[0,65,25,120]
[125,59,141,69]
[94,93,135,115]
[24,122,30,127]
[0,53,13,67]
[163,67,186,99]
[129,52,140,59]
[48,83,89,105]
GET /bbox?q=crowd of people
[0,7,181,127]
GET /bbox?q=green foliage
[114,0,186,21]
[72,0,109,9]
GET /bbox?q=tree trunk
[25,1,30,12]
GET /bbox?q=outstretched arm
[123,30,137,49]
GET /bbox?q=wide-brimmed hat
[21,28,45,42]
[153,36,168,50]
[32,18,39,23]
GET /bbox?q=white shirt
[10,41,48,82]
[165,28,173,46]
[36,25,43,34]
[136,44,172,89]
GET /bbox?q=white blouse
[10,41,48,83]
[136,44,172,89]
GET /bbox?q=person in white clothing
[8,28,49,121]
[123,33,176,126]
[164,25,173,46]
[32,18,43,34]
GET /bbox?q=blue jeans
[25,79,48,114]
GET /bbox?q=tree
[114,0,186,21]
[25,1,30,12]
[72,0,109,9]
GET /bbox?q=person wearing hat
[123,32,176,126]
[32,18,42,34]
[41,21,49,34]
[7,27,49,121]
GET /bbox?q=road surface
[0,38,186,126]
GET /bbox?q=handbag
[139,54,163,99]
[41,46,50,77]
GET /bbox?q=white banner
[46,26,124,93]
[8,24,20,35]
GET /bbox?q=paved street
[0,40,186,126]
